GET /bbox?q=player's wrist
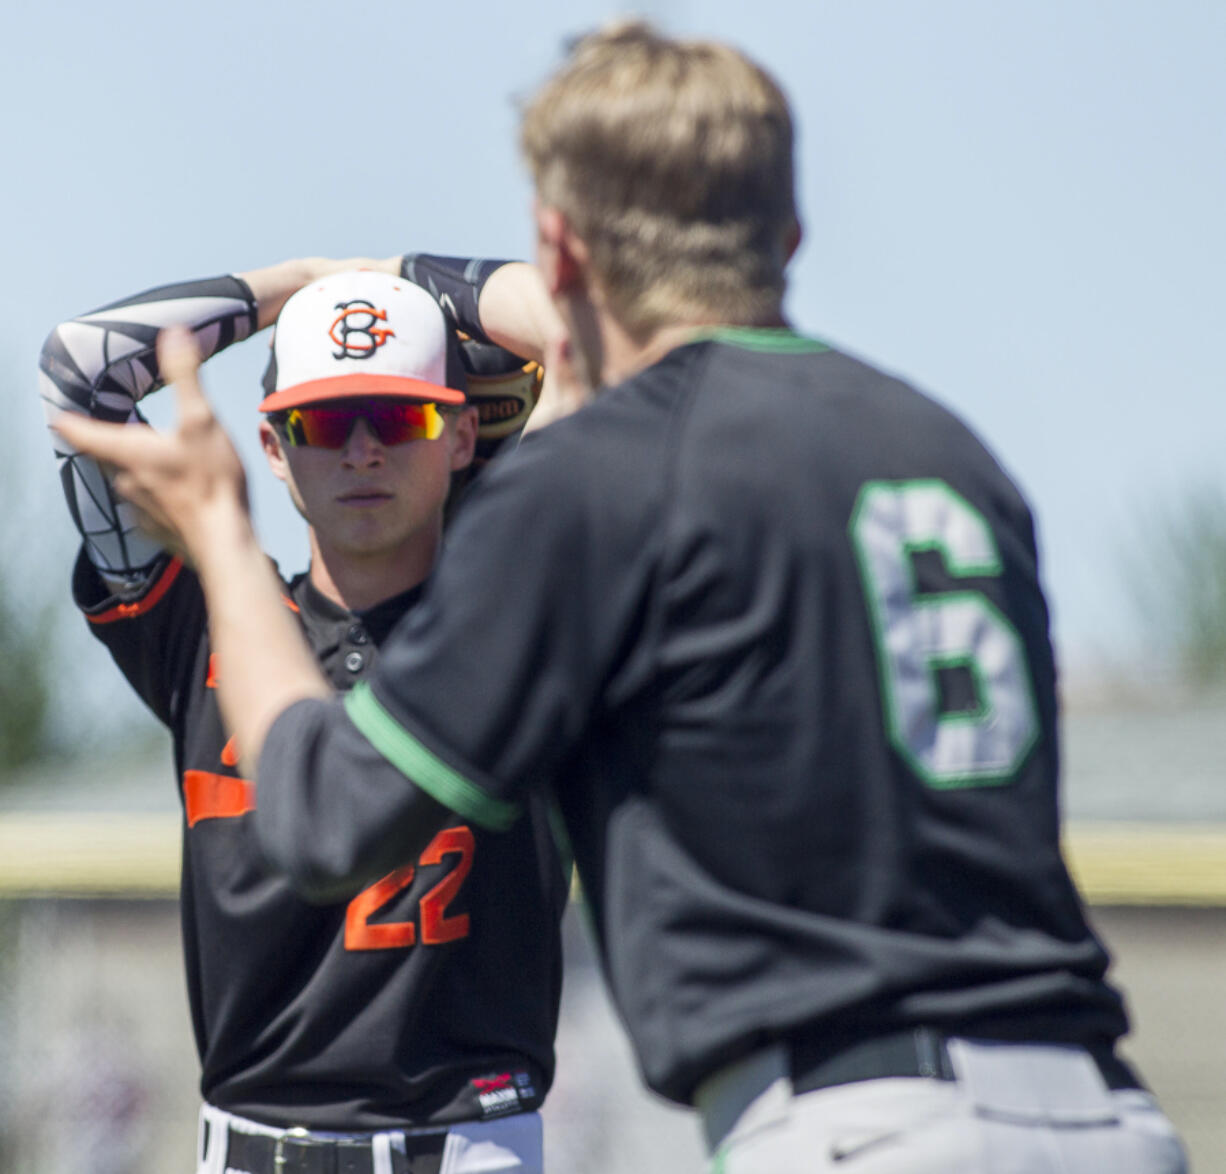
[239,259,322,330]
[187,492,261,586]
[240,257,391,331]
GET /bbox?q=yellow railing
[1062,823,1226,906]
[0,813,180,897]
[1,814,1224,905]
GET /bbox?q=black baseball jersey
[258,328,1130,1106]
[42,277,566,1129]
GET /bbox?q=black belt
[222,1126,447,1174]
[789,1027,1144,1096]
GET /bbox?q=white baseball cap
[258,270,467,412]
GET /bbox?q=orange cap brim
[259,373,467,413]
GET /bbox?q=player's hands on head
[53,326,251,565]
[241,256,403,330]
[308,255,400,280]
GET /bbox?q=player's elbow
[254,796,378,903]
[39,321,67,365]
[39,321,97,418]
[276,852,369,905]
[253,694,456,903]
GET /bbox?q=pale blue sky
[5,0,1224,690]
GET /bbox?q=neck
[306,529,438,612]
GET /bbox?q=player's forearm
[40,275,257,421]
[52,324,330,768]
[38,274,258,589]
[191,501,332,776]
[398,254,561,364]
[477,262,564,367]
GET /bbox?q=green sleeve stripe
[344,682,522,832]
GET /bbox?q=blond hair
[521,21,797,334]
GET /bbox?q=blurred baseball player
[57,21,1188,1174]
[40,257,567,1174]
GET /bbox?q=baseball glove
[444,335,544,524]
[458,334,544,463]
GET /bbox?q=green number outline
[849,478,1039,789]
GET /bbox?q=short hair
[520,21,798,334]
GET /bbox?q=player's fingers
[52,411,150,466]
[157,324,200,384]
[157,326,212,426]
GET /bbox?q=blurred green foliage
[0,592,54,777]
[0,354,172,785]
[0,357,60,782]
[1125,481,1226,684]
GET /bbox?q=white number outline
[849,479,1040,789]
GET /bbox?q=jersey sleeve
[39,275,258,595]
[255,409,662,891]
[256,694,456,901]
[72,546,208,729]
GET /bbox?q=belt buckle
[273,1127,315,1172]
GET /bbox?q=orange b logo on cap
[329,300,395,360]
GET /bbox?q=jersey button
[344,651,365,673]
[347,625,369,645]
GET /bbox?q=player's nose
[340,418,385,466]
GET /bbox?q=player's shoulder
[447,380,674,564]
[686,330,1032,507]
[818,347,1037,522]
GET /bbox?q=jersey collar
[685,325,832,354]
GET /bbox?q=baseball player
[40,258,567,1174]
[56,22,1189,1174]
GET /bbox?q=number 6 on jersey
[849,479,1039,788]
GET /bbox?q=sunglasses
[279,401,446,448]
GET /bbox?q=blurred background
[1,0,1223,1170]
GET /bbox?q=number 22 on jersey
[849,479,1040,788]
[345,825,475,952]
[185,708,475,953]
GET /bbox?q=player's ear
[448,406,478,472]
[535,202,587,296]
[784,216,803,263]
[259,417,290,485]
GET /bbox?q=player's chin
[330,496,400,533]
[336,518,427,560]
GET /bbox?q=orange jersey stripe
[183,770,254,827]
[87,557,185,625]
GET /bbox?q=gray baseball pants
[695,1039,1187,1173]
